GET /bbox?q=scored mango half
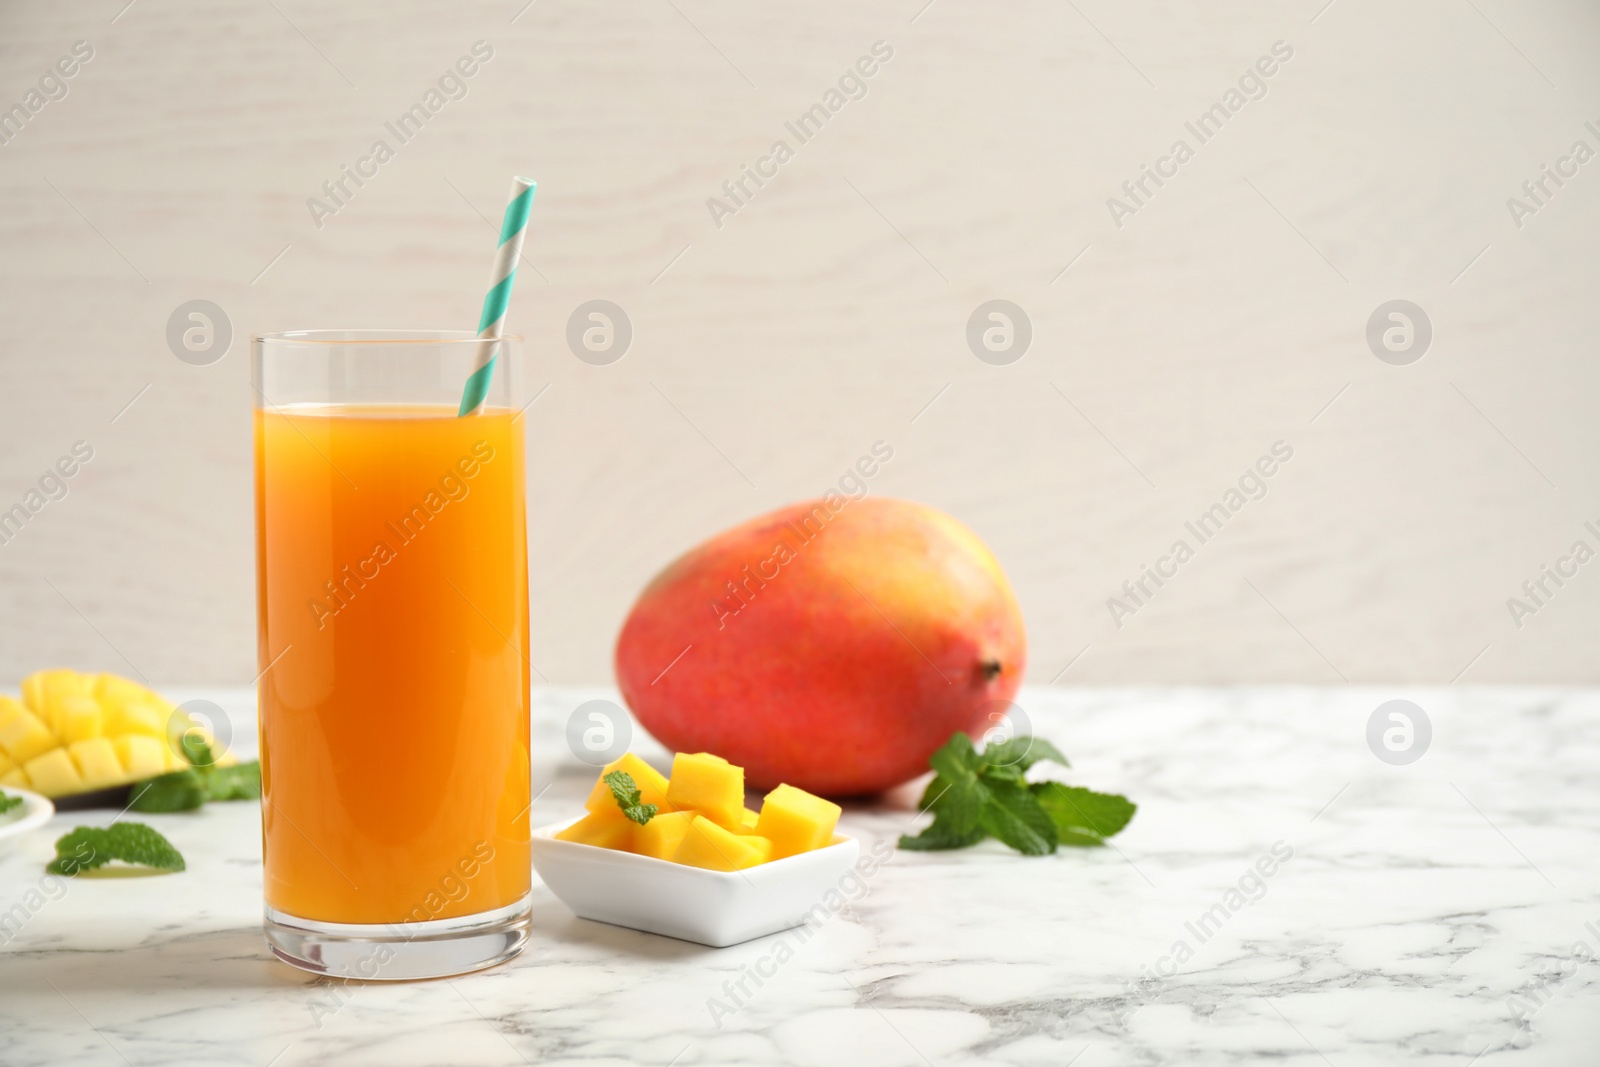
[0,670,229,798]
[558,750,842,871]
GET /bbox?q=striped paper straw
[458,176,536,416]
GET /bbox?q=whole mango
[615,497,1026,796]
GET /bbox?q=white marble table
[1,686,1596,1066]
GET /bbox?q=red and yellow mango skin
[615,497,1026,796]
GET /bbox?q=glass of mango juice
[252,331,531,979]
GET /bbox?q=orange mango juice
[254,404,530,924]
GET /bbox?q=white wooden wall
[1,0,1597,685]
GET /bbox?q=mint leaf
[900,744,992,851]
[917,774,952,814]
[898,814,987,851]
[48,823,186,876]
[0,790,23,815]
[179,732,216,769]
[980,779,1057,855]
[928,733,981,784]
[603,770,657,826]
[1031,782,1136,845]
[914,772,983,837]
[205,761,261,801]
[924,734,987,835]
[980,736,1069,775]
[930,774,986,838]
[128,769,207,813]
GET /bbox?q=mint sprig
[0,790,24,816]
[128,735,262,813]
[48,823,186,876]
[603,770,658,826]
[129,769,207,813]
[899,733,1135,855]
[205,761,261,801]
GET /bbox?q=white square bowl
[530,817,860,948]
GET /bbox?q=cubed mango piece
[554,808,635,851]
[1,768,25,789]
[23,748,84,796]
[0,750,11,778]
[666,752,744,830]
[68,738,123,789]
[55,694,104,744]
[113,735,169,781]
[22,669,90,730]
[104,700,167,740]
[583,753,673,816]
[755,784,842,859]
[671,815,772,871]
[19,671,56,718]
[739,808,760,833]
[95,672,160,711]
[0,698,57,764]
[633,810,696,860]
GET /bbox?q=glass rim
[252,329,524,346]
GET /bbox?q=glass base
[265,893,532,980]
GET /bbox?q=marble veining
[0,686,1596,1065]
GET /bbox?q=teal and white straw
[458,176,536,416]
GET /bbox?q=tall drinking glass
[252,330,531,979]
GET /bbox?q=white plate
[0,787,55,843]
[531,817,860,948]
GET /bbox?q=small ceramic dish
[0,787,56,844]
[531,817,860,947]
